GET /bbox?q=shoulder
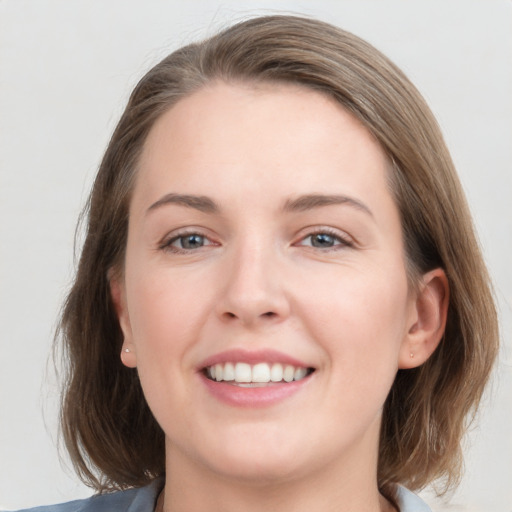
[395,486,432,512]
[10,479,163,512]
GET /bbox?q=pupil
[182,235,203,249]
[312,233,334,247]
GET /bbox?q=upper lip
[198,348,311,370]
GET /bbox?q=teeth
[252,363,270,383]
[205,362,311,384]
[223,362,235,381]
[235,362,252,383]
[294,367,308,380]
[215,363,223,382]
[270,363,283,382]
[283,365,295,382]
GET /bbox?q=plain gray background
[1,1,511,510]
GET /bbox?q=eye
[298,230,353,250]
[161,232,216,253]
[174,234,206,249]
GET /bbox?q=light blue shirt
[12,480,431,512]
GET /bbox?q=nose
[215,241,290,327]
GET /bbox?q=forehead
[134,81,392,215]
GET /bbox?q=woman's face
[114,82,421,484]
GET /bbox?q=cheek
[125,266,210,363]
[297,262,410,374]
[285,262,411,446]
[124,269,209,425]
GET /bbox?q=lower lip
[200,373,311,407]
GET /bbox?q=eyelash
[159,227,354,254]
[295,228,354,251]
[159,230,216,254]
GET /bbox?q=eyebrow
[147,193,219,214]
[146,192,373,217]
[283,194,373,217]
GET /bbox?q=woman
[16,15,498,512]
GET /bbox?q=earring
[410,352,414,359]
[120,346,136,369]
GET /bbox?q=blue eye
[309,233,337,248]
[299,231,352,250]
[172,234,206,249]
[160,232,215,253]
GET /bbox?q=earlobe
[109,269,137,368]
[120,345,137,368]
[399,268,449,369]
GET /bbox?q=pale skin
[111,82,449,512]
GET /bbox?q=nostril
[220,310,280,322]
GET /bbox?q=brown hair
[58,15,498,498]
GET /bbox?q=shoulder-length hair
[58,15,498,498]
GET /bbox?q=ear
[399,268,449,369]
[109,268,137,368]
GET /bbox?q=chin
[209,451,306,485]
[180,422,312,484]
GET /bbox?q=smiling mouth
[203,362,315,386]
